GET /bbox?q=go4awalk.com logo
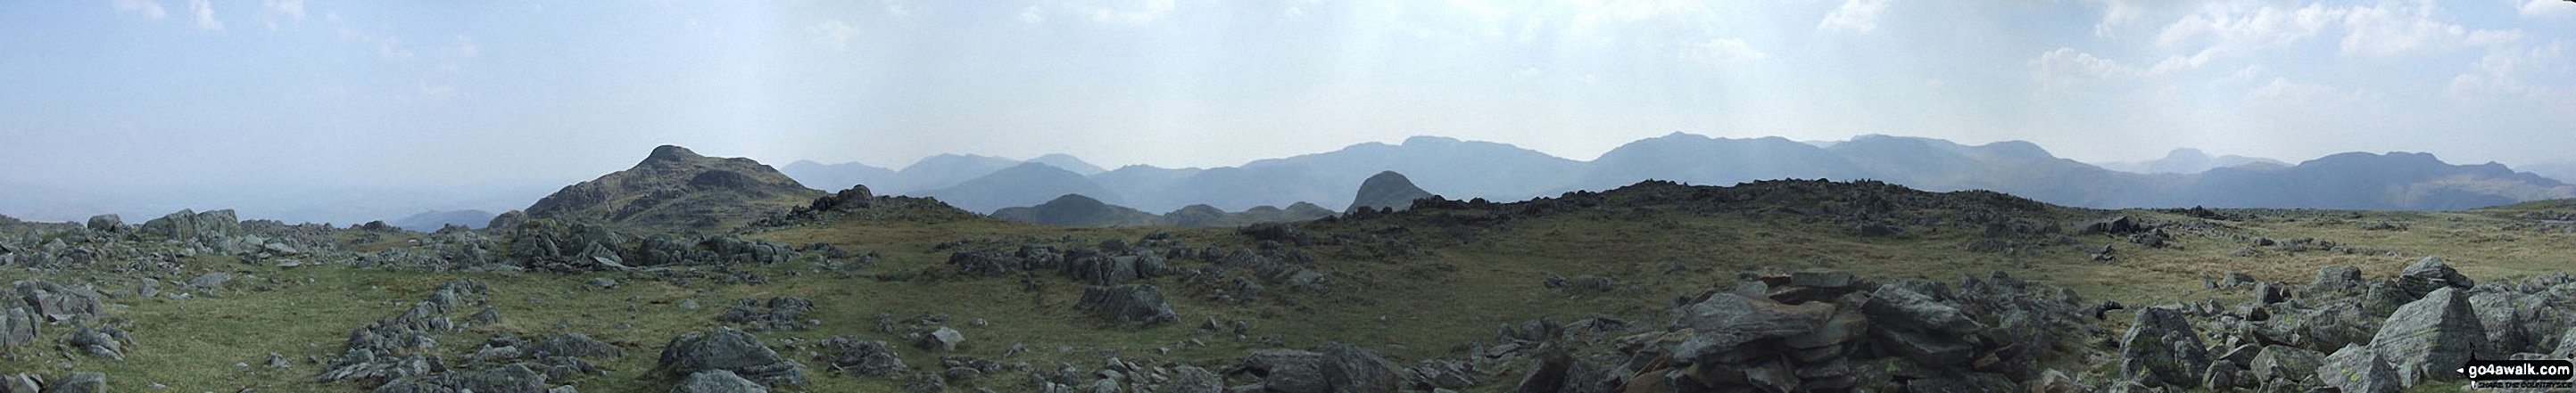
[2463,359,2576,389]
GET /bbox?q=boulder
[1860,285,1982,335]
[1165,365,1223,393]
[2393,256,2472,299]
[83,215,121,233]
[654,327,806,386]
[2318,344,2400,393]
[1315,342,1404,393]
[1238,349,1325,393]
[675,370,768,393]
[186,272,232,292]
[2311,265,2363,294]
[12,280,104,323]
[915,327,964,352]
[0,307,36,352]
[455,364,549,393]
[2119,307,2211,389]
[0,373,36,393]
[2368,287,2487,387]
[2249,345,2323,384]
[1075,284,1178,325]
[1673,291,1833,360]
[49,372,104,393]
[2469,292,2531,356]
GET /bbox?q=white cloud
[261,0,300,19]
[418,82,456,102]
[2519,0,2573,18]
[2245,77,2363,105]
[1677,38,1767,65]
[259,0,300,30]
[2031,46,2212,93]
[1817,0,1889,33]
[882,0,914,17]
[2153,3,2341,50]
[1079,0,1177,26]
[376,37,416,60]
[446,36,479,59]
[809,20,856,51]
[2338,2,2519,57]
[1284,6,1304,19]
[2229,64,2265,81]
[187,0,222,31]
[1019,6,1045,23]
[2448,42,2571,107]
[113,0,169,20]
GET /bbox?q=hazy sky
[4,0,2572,193]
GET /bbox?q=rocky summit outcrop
[1345,170,1437,214]
[523,145,824,233]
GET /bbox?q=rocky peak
[1345,171,1437,214]
[645,145,705,165]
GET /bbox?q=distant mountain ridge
[2093,148,2290,175]
[991,194,1333,227]
[783,134,2573,214]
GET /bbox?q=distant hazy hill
[808,133,2573,215]
[2094,148,2290,174]
[389,209,494,232]
[782,153,1114,196]
[1346,171,1437,213]
[990,194,1165,227]
[779,160,897,192]
[523,145,824,233]
[991,194,1334,227]
[916,162,1124,214]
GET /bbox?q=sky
[2,0,2572,223]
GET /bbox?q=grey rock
[13,280,105,323]
[1075,284,1177,324]
[1315,342,1404,393]
[1677,292,1833,357]
[0,307,36,351]
[1238,349,1324,393]
[1164,365,1222,393]
[2119,307,2211,389]
[915,327,964,352]
[1862,285,1983,335]
[83,215,121,233]
[49,372,104,393]
[815,337,905,377]
[186,272,232,291]
[2319,344,2400,393]
[675,370,768,393]
[2369,287,2487,387]
[2394,256,2472,299]
[655,327,806,386]
[2470,292,2531,356]
[457,364,549,393]
[2312,265,2363,294]
[2201,359,2244,389]
[0,373,36,393]
[2249,345,2323,384]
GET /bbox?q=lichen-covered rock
[2319,344,2400,393]
[2119,307,2211,389]
[2368,287,2488,387]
